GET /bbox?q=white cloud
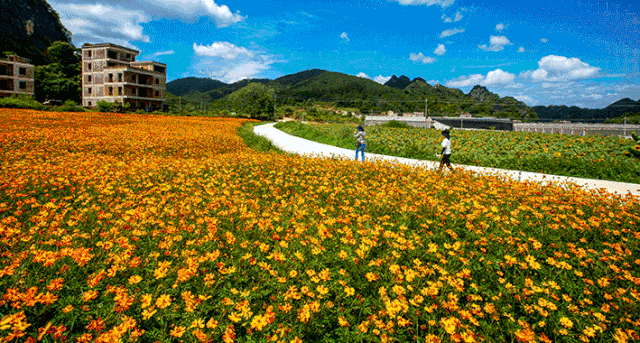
[434,44,446,56]
[52,0,245,46]
[445,68,516,88]
[514,95,537,105]
[495,23,505,32]
[484,69,516,84]
[479,35,512,52]
[446,74,484,88]
[410,52,437,64]
[356,72,371,79]
[518,47,525,53]
[151,50,175,57]
[440,27,465,38]
[53,3,151,44]
[442,11,463,23]
[541,38,549,43]
[340,32,350,42]
[392,0,454,8]
[525,55,601,82]
[374,75,391,84]
[193,42,253,59]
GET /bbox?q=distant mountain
[0,0,73,65]
[170,78,270,102]
[167,69,536,119]
[384,75,412,89]
[166,77,226,97]
[533,98,640,122]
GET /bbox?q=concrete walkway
[254,123,640,197]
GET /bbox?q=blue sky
[51,0,640,108]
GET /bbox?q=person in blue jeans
[354,125,366,161]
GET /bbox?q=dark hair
[357,125,365,131]
[442,129,450,138]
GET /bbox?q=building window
[87,75,92,83]
[155,90,159,97]
[118,87,122,95]
[87,50,92,58]
[108,86,113,95]
[19,81,26,90]
[88,101,92,106]
[87,63,92,71]
[108,73,113,82]
[155,78,159,85]
[133,88,137,96]
[19,67,26,76]
[88,87,92,94]
[118,73,122,82]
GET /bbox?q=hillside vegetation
[167,70,537,120]
[0,0,72,65]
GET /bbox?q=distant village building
[81,43,166,110]
[0,55,35,97]
[460,113,472,118]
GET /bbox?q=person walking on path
[436,129,454,172]
[354,125,366,162]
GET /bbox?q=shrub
[383,120,412,129]
[96,100,114,112]
[0,95,46,110]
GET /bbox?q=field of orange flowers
[1,108,640,343]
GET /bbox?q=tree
[35,41,81,103]
[228,83,275,120]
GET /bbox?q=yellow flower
[559,317,573,329]
[155,294,171,309]
[170,325,185,338]
[128,275,142,285]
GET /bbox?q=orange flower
[155,294,171,309]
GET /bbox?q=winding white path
[254,123,640,197]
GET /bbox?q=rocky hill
[0,0,73,65]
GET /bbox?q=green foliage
[275,121,640,183]
[34,41,81,103]
[96,100,115,113]
[0,95,45,110]
[236,121,285,153]
[228,83,275,120]
[54,100,85,112]
[383,120,412,129]
[605,112,640,124]
[628,132,640,159]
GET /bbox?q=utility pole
[425,98,428,117]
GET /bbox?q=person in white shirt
[354,125,366,162]
[436,129,454,172]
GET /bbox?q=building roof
[82,43,139,54]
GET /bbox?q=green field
[275,121,640,184]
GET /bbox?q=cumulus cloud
[191,41,276,83]
[392,0,454,8]
[541,38,548,43]
[340,32,350,42]
[53,3,151,44]
[445,68,516,88]
[51,0,244,46]
[434,44,446,56]
[479,35,512,52]
[514,95,537,105]
[356,72,371,79]
[442,11,463,23]
[495,23,505,32]
[518,47,525,53]
[193,42,253,59]
[524,55,601,82]
[440,27,465,38]
[374,75,392,84]
[446,74,484,88]
[410,52,437,64]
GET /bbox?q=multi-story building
[81,43,166,110]
[0,55,35,98]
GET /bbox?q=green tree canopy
[35,41,81,103]
[228,83,275,120]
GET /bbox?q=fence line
[513,123,640,138]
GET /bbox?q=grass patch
[237,121,285,153]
